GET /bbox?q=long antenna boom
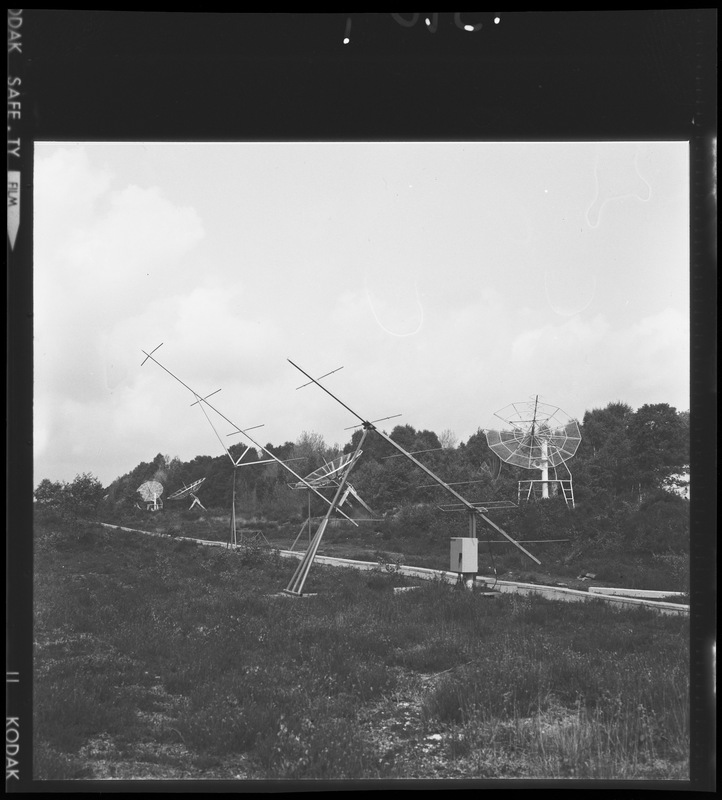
[287,358,541,565]
[142,349,357,525]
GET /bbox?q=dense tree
[53,397,688,540]
[627,404,689,493]
[34,472,105,519]
[34,478,65,507]
[575,402,636,500]
[291,431,332,476]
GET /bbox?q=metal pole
[285,428,370,595]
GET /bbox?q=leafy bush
[34,472,106,521]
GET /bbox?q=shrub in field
[256,716,378,780]
[35,670,138,753]
[33,741,89,780]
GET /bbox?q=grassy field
[101,505,691,595]
[34,516,689,781]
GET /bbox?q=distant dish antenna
[168,477,207,511]
[288,450,375,552]
[137,480,164,511]
[485,396,581,507]
[141,345,360,551]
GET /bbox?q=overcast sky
[33,141,689,488]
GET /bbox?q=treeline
[36,401,690,542]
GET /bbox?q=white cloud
[34,147,206,484]
[32,142,690,487]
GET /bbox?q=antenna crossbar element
[437,500,517,513]
[296,366,344,390]
[416,478,488,488]
[140,342,163,366]
[141,347,358,526]
[190,388,222,407]
[344,414,402,431]
[226,424,265,436]
[287,359,541,566]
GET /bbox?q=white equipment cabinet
[450,537,478,575]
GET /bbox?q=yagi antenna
[287,358,541,567]
[140,347,357,526]
[226,424,264,436]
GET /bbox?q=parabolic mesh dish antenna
[485,397,581,507]
[288,449,374,553]
[168,477,207,510]
[137,480,164,511]
[291,451,363,490]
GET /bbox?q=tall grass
[34,517,689,780]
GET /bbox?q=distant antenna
[485,397,581,507]
[141,345,360,550]
[286,358,541,595]
[137,480,164,511]
[167,477,207,511]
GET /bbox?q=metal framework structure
[167,477,207,511]
[284,427,371,595]
[141,345,361,550]
[285,359,541,596]
[137,480,164,511]
[287,450,375,552]
[485,397,581,507]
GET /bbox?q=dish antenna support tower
[484,396,581,507]
[286,358,541,596]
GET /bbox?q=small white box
[450,538,478,573]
